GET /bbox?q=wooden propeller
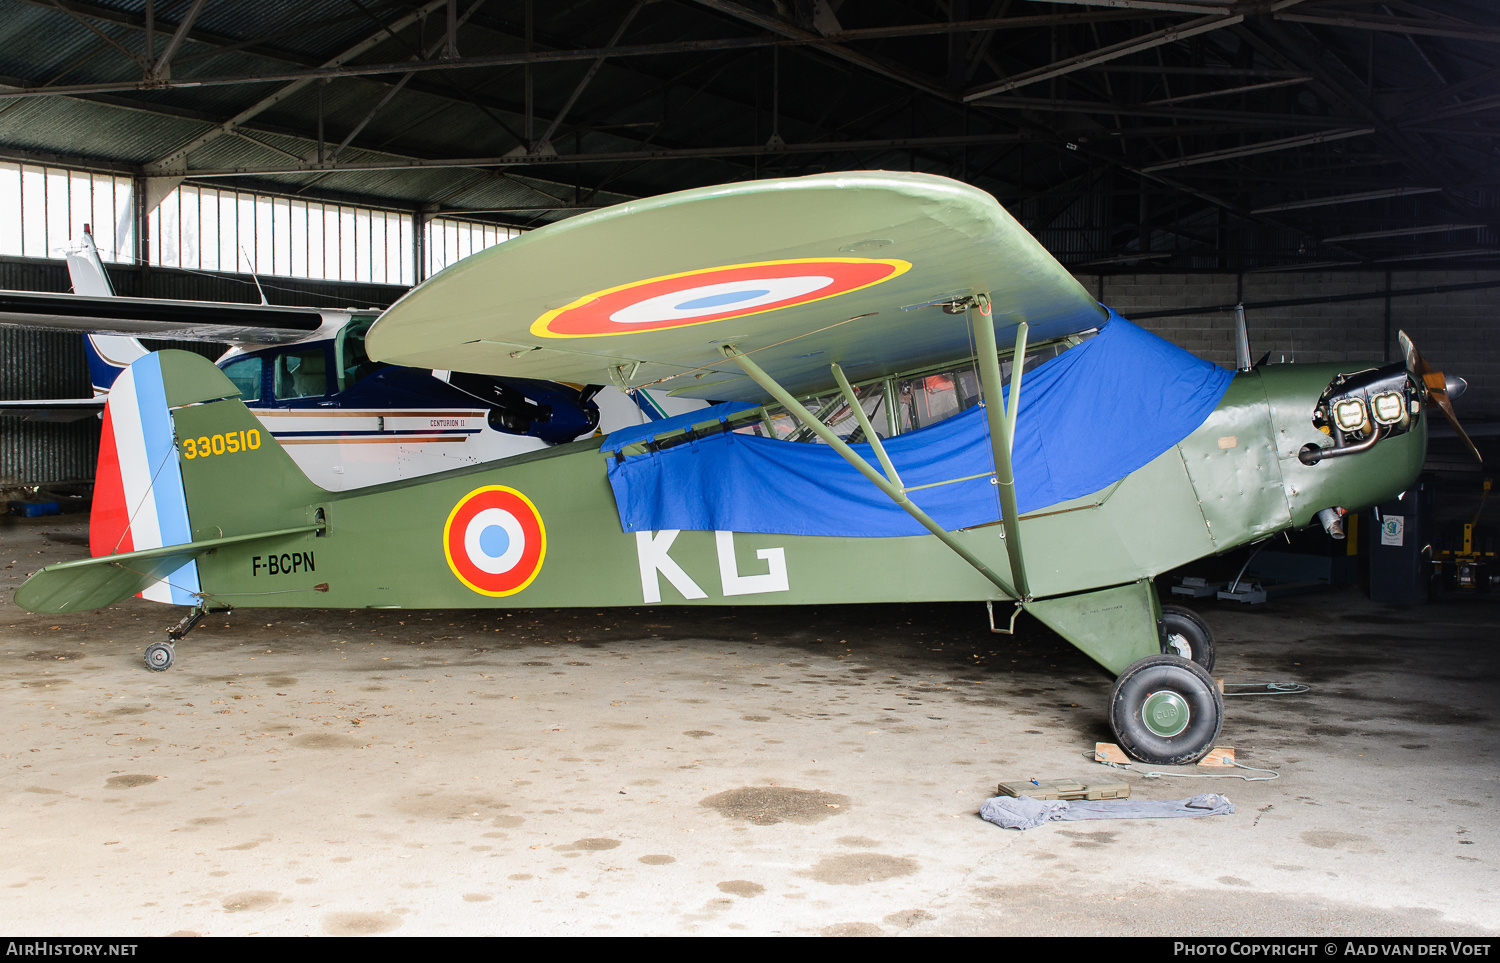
[1400,330,1481,464]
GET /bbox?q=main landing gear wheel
[1110,654,1223,766]
[1160,605,1215,673]
[144,642,174,672]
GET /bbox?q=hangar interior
[1,0,1497,937]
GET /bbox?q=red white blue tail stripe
[89,354,201,606]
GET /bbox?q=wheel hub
[1166,632,1191,659]
[1141,689,1190,737]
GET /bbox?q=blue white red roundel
[530,257,910,338]
[443,486,546,596]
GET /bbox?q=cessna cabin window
[273,349,330,400]
[336,316,387,389]
[734,340,1077,445]
[221,356,263,402]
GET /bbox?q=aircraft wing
[0,291,332,345]
[366,172,1106,402]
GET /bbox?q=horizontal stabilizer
[14,524,324,614]
[0,397,104,422]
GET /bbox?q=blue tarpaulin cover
[601,400,760,453]
[603,310,1233,538]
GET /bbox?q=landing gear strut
[144,604,229,672]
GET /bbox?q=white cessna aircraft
[0,228,704,490]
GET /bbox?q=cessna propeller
[1400,330,1482,464]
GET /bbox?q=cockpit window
[273,349,329,400]
[735,340,1076,445]
[337,316,386,389]
[221,356,263,402]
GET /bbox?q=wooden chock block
[1094,742,1130,765]
[1198,746,1235,767]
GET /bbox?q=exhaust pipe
[1315,507,1347,540]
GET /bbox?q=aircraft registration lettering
[443,486,547,596]
[180,429,260,460]
[637,530,788,603]
[531,258,910,339]
[252,552,315,576]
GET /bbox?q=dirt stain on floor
[290,733,365,749]
[700,786,850,825]
[221,891,278,912]
[104,774,158,789]
[323,911,401,935]
[556,838,620,852]
[717,880,765,897]
[806,853,918,885]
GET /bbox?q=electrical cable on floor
[1223,682,1310,696]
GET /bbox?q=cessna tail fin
[16,350,325,614]
[66,227,148,394]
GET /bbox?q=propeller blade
[1399,330,1482,464]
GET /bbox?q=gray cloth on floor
[979,792,1234,830]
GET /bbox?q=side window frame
[219,354,267,405]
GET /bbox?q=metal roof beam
[963,12,1249,100]
[1252,186,1443,213]
[1021,0,1238,13]
[149,0,208,82]
[1139,126,1375,171]
[1142,74,1312,105]
[532,1,645,154]
[1274,11,1500,45]
[967,94,1358,126]
[43,0,148,73]
[144,0,449,174]
[172,131,1044,178]
[686,0,953,100]
[22,0,374,67]
[1322,222,1486,242]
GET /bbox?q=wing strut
[971,295,1032,600]
[717,342,1021,601]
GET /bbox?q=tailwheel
[1160,605,1215,672]
[144,641,174,672]
[1110,654,1223,765]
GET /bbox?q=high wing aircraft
[0,230,704,490]
[13,171,1476,766]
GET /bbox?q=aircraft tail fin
[82,334,148,394]
[66,228,149,394]
[59,349,325,611]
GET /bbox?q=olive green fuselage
[192,363,1421,602]
[19,358,1425,676]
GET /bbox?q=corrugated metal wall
[0,255,409,486]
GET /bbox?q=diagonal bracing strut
[717,307,1032,601]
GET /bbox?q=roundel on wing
[530,257,910,338]
[443,486,546,596]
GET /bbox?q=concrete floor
[2,513,1497,937]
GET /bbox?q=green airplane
[13,172,1474,766]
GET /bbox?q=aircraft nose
[1445,373,1468,401]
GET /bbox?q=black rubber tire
[1160,605,1215,673]
[1110,654,1223,766]
[144,642,174,672]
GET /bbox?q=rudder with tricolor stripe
[90,353,202,605]
[88,351,324,607]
